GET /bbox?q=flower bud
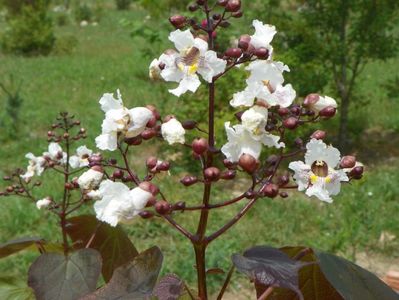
[91,165,103,173]
[223,159,237,169]
[188,4,199,12]
[146,196,157,207]
[349,166,364,179]
[6,186,14,193]
[109,158,117,165]
[180,175,198,186]
[239,153,259,173]
[197,0,205,4]
[65,182,74,190]
[277,175,289,186]
[169,15,187,29]
[155,200,171,215]
[124,136,142,146]
[260,183,279,198]
[319,106,336,118]
[217,0,228,6]
[266,154,279,165]
[112,169,124,179]
[254,47,269,59]
[283,117,298,130]
[340,156,356,169]
[141,128,157,140]
[182,120,197,130]
[172,201,186,210]
[304,93,320,106]
[146,156,158,169]
[225,47,243,58]
[3,176,11,181]
[139,181,159,196]
[232,10,243,18]
[245,190,256,199]
[226,0,241,12]
[238,34,251,50]
[290,105,301,116]
[192,138,209,155]
[213,14,222,20]
[204,167,221,181]
[157,161,170,171]
[277,107,289,116]
[146,117,157,128]
[294,137,303,148]
[220,170,236,180]
[311,130,326,140]
[139,210,154,219]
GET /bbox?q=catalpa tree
[0,1,397,300]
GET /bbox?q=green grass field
[0,2,398,294]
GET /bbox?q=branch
[206,196,259,243]
[162,215,194,241]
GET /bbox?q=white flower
[94,180,153,226]
[20,153,46,182]
[250,20,276,52]
[313,95,337,112]
[240,105,285,149]
[221,122,262,162]
[149,58,162,80]
[288,139,349,203]
[157,29,226,97]
[95,90,153,151]
[230,60,295,108]
[43,143,67,164]
[161,118,185,145]
[77,168,103,190]
[36,197,52,210]
[69,145,92,169]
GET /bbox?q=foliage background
[0,0,398,295]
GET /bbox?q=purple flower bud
[254,47,269,59]
[141,128,157,140]
[239,153,259,173]
[283,117,298,130]
[139,181,159,196]
[172,201,186,210]
[304,93,320,106]
[260,183,279,198]
[232,10,243,18]
[277,175,289,186]
[220,170,236,180]
[319,106,336,118]
[124,136,142,146]
[182,120,197,130]
[350,166,364,179]
[155,200,171,215]
[217,0,228,6]
[311,130,326,140]
[169,15,187,29]
[225,47,243,58]
[192,138,209,155]
[189,4,199,12]
[280,192,288,198]
[146,156,158,169]
[157,161,170,171]
[341,156,356,169]
[277,107,290,116]
[139,210,154,219]
[180,175,198,186]
[204,167,221,181]
[226,0,241,12]
[112,169,124,179]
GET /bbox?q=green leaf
[0,276,35,300]
[0,237,44,259]
[28,248,102,300]
[65,214,139,282]
[83,246,163,300]
[315,250,399,300]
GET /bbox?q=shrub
[115,0,132,10]
[0,0,55,56]
[52,34,79,55]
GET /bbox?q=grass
[0,0,398,294]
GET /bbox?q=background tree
[298,0,399,151]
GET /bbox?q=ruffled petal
[169,29,195,52]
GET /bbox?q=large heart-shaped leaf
[83,246,163,300]
[153,274,185,300]
[28,248,102,300]
[232,246,312,300]
[315,250,399,300]
[0,237,44,259]
[0,276,35,300]
[65,215,139,282]
[267,247,343,300]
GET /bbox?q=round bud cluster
[146,156,171,173]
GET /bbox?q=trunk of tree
[338,93,350,152]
